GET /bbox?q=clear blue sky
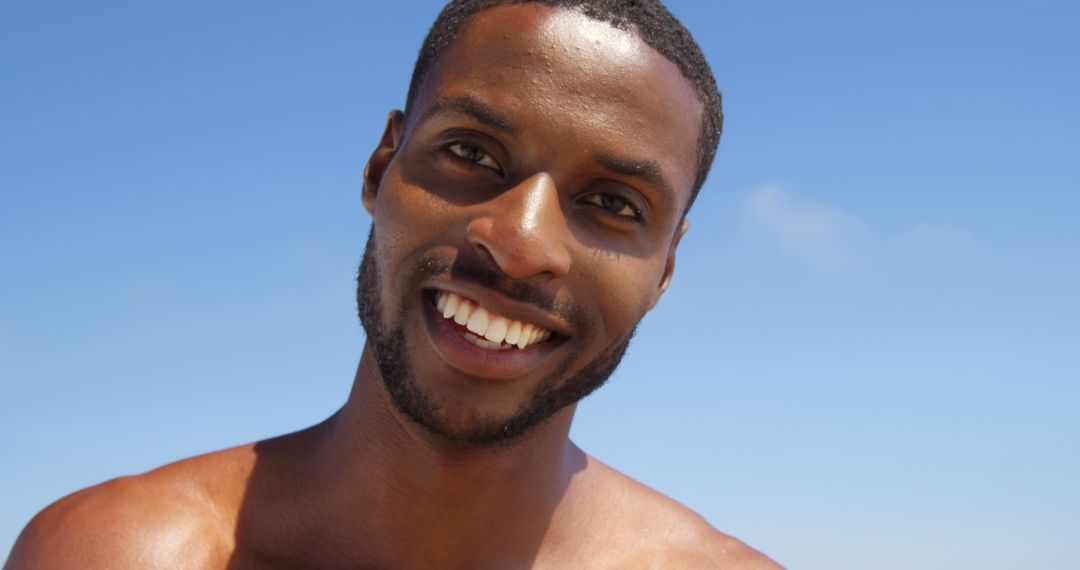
[2,1,1077,567]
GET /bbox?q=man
[7,1,779,568]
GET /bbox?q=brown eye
[583,193,641,219]
[447,143,501,171]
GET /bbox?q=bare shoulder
[5,445,255,570]
[630,523,783,570]
[572,455,783,569]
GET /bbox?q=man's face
[358,5,702,445]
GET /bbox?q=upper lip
[424,279,574,338]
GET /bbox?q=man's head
[406,0,724,207]
[357,1,721,446]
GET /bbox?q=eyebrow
[420,95,517,134]
[596,153,675,202]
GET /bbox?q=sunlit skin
[6,5,780,569]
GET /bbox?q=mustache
[411,250,585,329]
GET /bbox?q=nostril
[465,218,503,266]
[470,241,498,269]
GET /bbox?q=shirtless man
[6,1,780,568]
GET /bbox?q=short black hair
[404,0,723,211]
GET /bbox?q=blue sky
[2,1,1077,567]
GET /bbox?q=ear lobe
[652,218,690,309]
[362,110,406,215]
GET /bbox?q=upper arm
[619,524,781,570]
[5,485,133,569]
[673,533,784,569]
[657,517,784,570]
[5,478,224,570]
[582,457,782,569]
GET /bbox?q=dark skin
[6,6,780,569]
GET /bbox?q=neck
[281,343,584,568]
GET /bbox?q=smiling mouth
[427,289,557,351]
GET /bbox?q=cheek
[582,250,662,340]
[373,164,458,257]
[374,169,432,244]
[368,169,451,316]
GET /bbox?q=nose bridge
[507,172,559,238]
[467,172,572,279]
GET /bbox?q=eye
[447,142,501,172]
[581,193,642,220]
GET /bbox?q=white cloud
[742,185,977,280]
[744,185,866,272]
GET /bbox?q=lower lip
[423,297,558,380]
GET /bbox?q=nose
[465,172,572,280]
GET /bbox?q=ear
[362,110,406,215]
[651,217,690,309]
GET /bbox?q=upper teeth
[435,290,552,350]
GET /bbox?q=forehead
[409,4,704,206]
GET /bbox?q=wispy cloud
[743,184,976,280]
[744,185,867,273]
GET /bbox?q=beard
[356,228,634,447]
